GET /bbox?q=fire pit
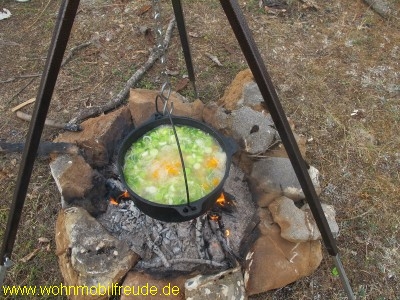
[98,163,253,275]
[51,74,333,299]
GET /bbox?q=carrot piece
[206,157,218,169]
[152,169,159,179]
[212,178,220,186]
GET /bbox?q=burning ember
[216,193,226,206]
[109,190,130,205]
[208,213,221,222]
[95,163,255,275]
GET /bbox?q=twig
[138,257,227,269]
[341,206,375,221]
[25,0,52,31]
[0,141,80,156]
[205,53,223,67]
[11,98,36,112]
[8,77,37,104]
[0,73,41,84]
[61,41,92,67]
[195,215,208,259]
[16,111,81,132]
[209,218,238,265]
[145,232,171,268]
[363,0,393,19]
[66,17,176,126]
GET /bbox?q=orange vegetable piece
[207,157,219,169]
[166,163,179,175]
[151,169,159,179]
[212,178,220,186]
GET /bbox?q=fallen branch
[66,17,176,127]
[16,111,81,132]
[0,141,80,156]
[8,77,37,105]
[61,41,92,67]
[195,215,208,259]
[145,234,171,268]
[363,0,394,19]
[205,53,223,67]
[137,257,227,269]
[0,73,41,84]
[11,98,36,112]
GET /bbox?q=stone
[202,102,231,136]
[244,208,322,295]
[54,106,132,167]
[269,196,322,242]
[250,157,321,203]
[218,68,254,111]
[231,106,277,154]
[302,202,340,238]
[120,272,188,300]
[264,132,307,158]
[128,89,204,126]
[50,154,107,216]
[55,207,139,300]
[185,267,247,300]
[242,81,265,109]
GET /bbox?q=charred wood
[0,141,80,156]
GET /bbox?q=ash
[97,164,256,274]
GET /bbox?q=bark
[66,17,176,127]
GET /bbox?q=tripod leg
[0,0,80,284]
[171,0,198,98]
[219,0,355,299]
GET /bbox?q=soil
[1,0,399,299]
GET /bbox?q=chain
[152,0,172,115]
[151,1,191,207]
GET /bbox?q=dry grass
[1,0,399,299]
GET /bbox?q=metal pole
[219,0,355,298]
[171,0,198,98]
[0,0,80,285]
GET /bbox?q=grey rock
[185,267,247,300]
[269,196,321,242]
[250,157,321,201]
[244,208,322,295]
[231,106,277,154]
[268,196,340,243]
[242,81,264,107]
[55,207,139,299]
[302,202,340,238]
[50,154,107,216]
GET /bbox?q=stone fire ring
[51,70,339,300]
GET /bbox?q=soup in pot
[123,125,227,205]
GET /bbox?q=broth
[123,125,227,205]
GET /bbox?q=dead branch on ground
[138,257,228,269]
[16,111,81,132]
[363,0,395,19]
[66,17,176,127]
[0,141,80,156]
[61,41,92,67]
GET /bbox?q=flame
[225,229,230,237]
[110,198,119,206]
[216,193,226,207]
[209,213,220,221]
[121,190,130,199]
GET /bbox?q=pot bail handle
[154,93,194,210]
[155,82,173,116]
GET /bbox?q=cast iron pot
[117,115,237,222]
